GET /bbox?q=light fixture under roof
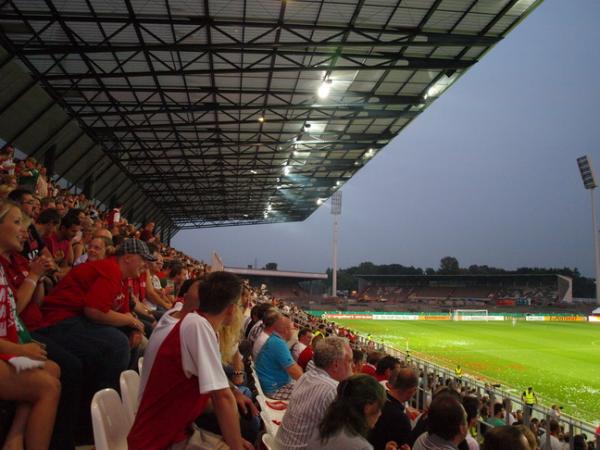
[258,116,265,123]
[316,198,324,205]
[317,79,332,99]
[284,166,291,176]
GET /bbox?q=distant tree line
[326,257,595,298]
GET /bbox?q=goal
[453,309,489,321]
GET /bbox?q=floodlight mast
[331,191,342,297]
[577,155,600,305]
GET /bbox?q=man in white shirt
[275,336,353,450]
[540,420,565,450]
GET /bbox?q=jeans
[36,316,130,392]
[31,331,82,450]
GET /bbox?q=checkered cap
[116,238,157,261]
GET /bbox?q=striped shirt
[275,366,339,450]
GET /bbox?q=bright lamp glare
[316,198,323,205]
[284,166,290,176]
[317,80,332,99]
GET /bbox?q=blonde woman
[0,200,61,450]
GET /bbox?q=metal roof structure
[0,0,543,239]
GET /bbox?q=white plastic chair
[262,433,280,450]
[137,356,144,374]
[120,369,141,423]
[90,388,131,450]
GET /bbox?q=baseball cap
[116,238,157,261]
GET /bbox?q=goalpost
[453,309,489,321]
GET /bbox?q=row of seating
[90,358,144,450]
[250,360,287,450]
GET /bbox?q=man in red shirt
[36,238,154,391]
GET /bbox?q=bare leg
[2,403,28,450]
[0,361,61,450]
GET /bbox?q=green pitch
[334,319,600,423]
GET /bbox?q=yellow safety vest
[455,367,463,377]
[523,391,535,404]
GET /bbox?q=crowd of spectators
[0,148,596,450]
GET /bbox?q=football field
[333,319,600,423]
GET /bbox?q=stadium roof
[225,266,327,280]
[0,0,542,238]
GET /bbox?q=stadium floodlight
[283,165,290,176]
[577,156,597,189]
[577,155,600,305]
[331,191,342,297]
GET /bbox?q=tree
[265,262,278,271]
[439,256,460,275]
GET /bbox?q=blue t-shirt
[255,333,295,394]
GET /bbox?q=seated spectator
[276,336,354,450]
[141,247,173,313]
[540,420,563,450]
[8,189,46,262]
[73,234,112,266]
[513,424,538,450]
[290,327,313,361]
[251,308,281,359]
[483,426,530,450]
[44,212,81,268]
[375,355,401,383]
[369,368,418,450]
[361,351,383,377]
[168,263,188,298]
[306,374,398,450]
[462,396,481,450]
[128,272,252,450]
[352,349,365,374]
[246,303,275,344]
[297,330,323,371]
[139,221,155,241]
[35,238,151,391]
[412,393,469,450]
[255,315,302,400]
[0,200,61,450]
[486,403,506,427]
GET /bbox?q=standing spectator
[369,368,418,450]
[128,272,253,450]
[106,202,122,229]
[412,393,469,450]
[276,336,354,450]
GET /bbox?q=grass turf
[333,319,600,423]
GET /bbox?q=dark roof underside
[0,0,542,237]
